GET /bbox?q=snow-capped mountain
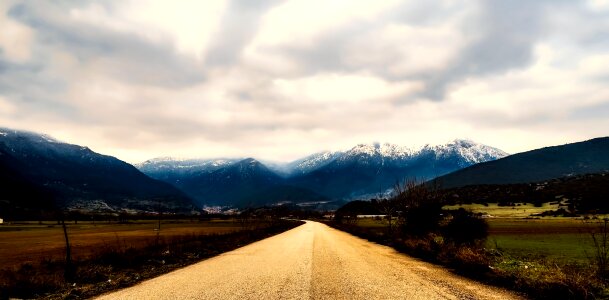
[336,140,507,167]
[336,143,415,167]
[426,139,509,167]
[136,139,507,206]
[138,157,240,176]
[139,140,507,182]
[283,140,508,200]
[284,151,344,175]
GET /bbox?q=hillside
[434,137,609,189]
[0,128,197,214]
[439,172,609,212]
[173,158,284,206]
[0,148,56,217]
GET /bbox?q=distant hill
[439,172,609,213]
[0,128,197,215]
[434,137,609,189]
[172,158,284,206]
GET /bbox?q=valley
[2,127,609,298]
[2,2,606,298]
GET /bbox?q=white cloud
[252,0,400,48]
[0,1,33,62]
[0,95,17,114]
[271,73,423,103]
[344,23,465,76]
[1,1,608,163]
[69,0,228,60]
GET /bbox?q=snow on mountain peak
[137,157,240,174]
[0,128,60,144]
[330,139,508,167]
[136,139,507,177]
[345,142,416,159]
[285,150,343,175]
[432,139,509,164]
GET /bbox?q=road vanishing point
[98,221,522,300]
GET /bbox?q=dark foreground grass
[325,221,609,300]
[0,219,304,300]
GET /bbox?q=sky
[1,0,609,164]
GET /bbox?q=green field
[354,203,607,263]
[486,218,598,262]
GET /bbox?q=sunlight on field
[0,220,242,268]
[443,202,560,218]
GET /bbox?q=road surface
[98,221,522,299]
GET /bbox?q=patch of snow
[431,139,508,164]
[137,157,240,174]
[137,138,507,177]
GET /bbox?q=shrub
[443,208,488,246]
[401,203,443,237]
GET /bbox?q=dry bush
[587,218,609,280]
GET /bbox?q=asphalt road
[97,221,522,299]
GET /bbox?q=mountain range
[0,128,197,216]
[138,140,508,207]
[2,126,608,214]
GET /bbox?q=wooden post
[61,217,74,281]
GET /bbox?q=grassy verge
[0,219,304,299]
[324,220,609,299]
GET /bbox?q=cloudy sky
[1,0,608,163]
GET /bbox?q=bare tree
[588,218,609,279]
[378,198,396,236]
[392,177,442,236]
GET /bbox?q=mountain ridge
[433,136,609,189]
[139,140,508,207]
[0,128,198,214]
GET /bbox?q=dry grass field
[443,202,561,218]
[0,219,241,269]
